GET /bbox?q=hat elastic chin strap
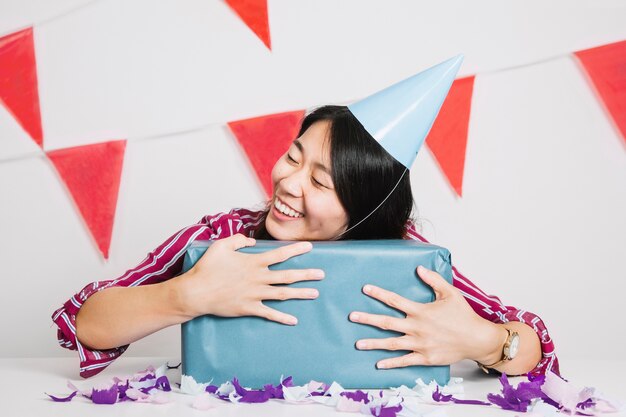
[330,167,409,241]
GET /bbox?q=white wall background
[1,0,625,377]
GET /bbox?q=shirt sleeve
[51,211,246,378]
[403,224,560,377]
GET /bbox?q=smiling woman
[52,56,558,381]
[257,105,413,242]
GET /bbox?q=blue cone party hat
[348,54,464,169]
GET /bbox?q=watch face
[508,334,521,358]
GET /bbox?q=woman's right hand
[176,234,324,325]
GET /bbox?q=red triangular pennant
[574,40,626,145]
[225,0,272,50]
[425,76,475,197]
[46,140,126,259]
[228,110,305,197]
[0,27,43,148]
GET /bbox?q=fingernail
[377,362,386,369]
[307,290,318,298]
[363,285,372,294]
[350,313,360,321]
[356,340,368,349]
[288,317,298,325]
[418,265,427,273]
[314,269,325,279]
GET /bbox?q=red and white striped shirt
[52,207,559,379]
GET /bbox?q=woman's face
[266,120,349,241]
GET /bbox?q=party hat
[348,54,464,169]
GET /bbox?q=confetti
[431,386,491,406]
[540,371,623,415]
[46,362,173,405]
[46,362,621,416]
[45,391,77,402]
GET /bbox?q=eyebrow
[293,139,331,175]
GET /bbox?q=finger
[377,352,425,370]
[260,241,313,265]
[267,268,325,284]
[218,233,256,251]
[362,284,421,315]
[355,336,415,352]
[349,311,410,334]
[262,286,319,301]
[254,303,298,326]
[416,265,452,300]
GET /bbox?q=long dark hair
[253,105,416,240]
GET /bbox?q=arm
[473,319,542,376]
[404,225,560,377]
[75,278,192,350]
[53,208,319,378]
[450,264,560,377]
[52,219,223,378]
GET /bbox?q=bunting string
[0,51,612,165]
[1,3,623,260]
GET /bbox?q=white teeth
[274,198,303,218]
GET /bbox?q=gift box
[181,239,453,388]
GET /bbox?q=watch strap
[476,328,518,373]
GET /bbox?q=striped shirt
[52,207,559,379]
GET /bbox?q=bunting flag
[225,0,272,50]
[425,76,475,197]
[46,140,126,259]
[574,40,626,145]
[228,110,305,197]
[0,27,43,148]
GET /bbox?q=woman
[52,105,559,380]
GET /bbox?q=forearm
[75,276,193,350]
[474,320,542,376]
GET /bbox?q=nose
[280,169,305,198]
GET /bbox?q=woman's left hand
[349,265,504,369]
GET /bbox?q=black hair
[253,105,416,240]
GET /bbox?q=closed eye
[312,177,326,188]
[287,153,328,188]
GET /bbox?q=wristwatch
[476,327,520,373]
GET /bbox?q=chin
[265,219,296,241]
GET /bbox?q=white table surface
[1,357,624,416]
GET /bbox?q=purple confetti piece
[46,391,78,402]
[432,386,453,402]
[577,398,596,410]
[91,385,118,405]
[340,390,371,404]
[116,379,131,401]
[263,383,282,399]
[451,398,492,406]
[487,373,552,412]
[139,386,154,395]
[138,373,156,383]
[432,386,491,406]
[155,375,171,392]
[371,403,403,417]
[281,376,294,387]
[231,378,272,403]
[206,385,218,394]
[265,376,294,400]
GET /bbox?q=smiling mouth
[273,197,305,218]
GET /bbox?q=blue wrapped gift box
[181,239,453,388]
